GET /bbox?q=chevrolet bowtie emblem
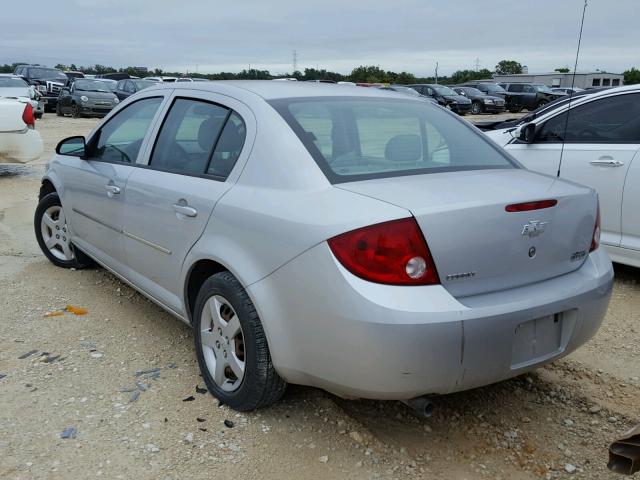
[522,220,548,237]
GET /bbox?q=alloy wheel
[40,205,75,261]
[200,295,246,392]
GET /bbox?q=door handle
[104,184,121,195]
[173,203,198,217]
[590,158,624,167]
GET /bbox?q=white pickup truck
[0,97,43,163]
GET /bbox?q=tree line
[2,59,639,85]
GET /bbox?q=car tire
[193,271,286,411]
[471,102,483,115]
[71,103,80,118]
[537,99,549,108]
[508,105,522,113]
[34,192,94,269]
[55,103,63,117]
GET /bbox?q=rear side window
[537,93,640,144]
[271,97,515,183]
[150,98,246,178]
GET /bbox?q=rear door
[121,90,254,314]
[506,92,640,247]
[61,95,166,272]
[620,151,640,264]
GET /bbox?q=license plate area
[511,312,568,369]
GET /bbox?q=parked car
[64,71,85,81]
[13,65,67,112]
[0,74,45,119]
[114,79,156,100]
[486,85,640,268]
[176,78,210,83]
[0,98,43,162]
[450,86,506,114]
[407,84,471,114]
[378,85,437,103]
[459,82,524,113]
[498,83,566,111]
[145,76,178,83]
[35,81,612,411]
[552,87,584,95]
[55,78,120,118]
[96,73,130,81]
[474,89,599,132]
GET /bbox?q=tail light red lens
[22,103,35,127]
[590,203,601,252]
[505,199,557,212]
[327,218,440,286]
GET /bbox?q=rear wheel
[56,103,63,116]
[193,272,286,411]
[34,192,94,269]
[470,101,483,115]
[537,99,549,109]
[508,105,522,113]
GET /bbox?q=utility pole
[435,61,439,84]
[475,57,481,72]
[292,50,299,73]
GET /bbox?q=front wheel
[56,103,63,116]
[71,103,80,118]
[470,102,483,115]
[193,272,286,411]
[34,192,94,269]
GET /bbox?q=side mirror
[56,136,86,157]
[518,123,537,143]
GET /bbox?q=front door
[506,92,640,248]
[121,93,250,314]
[62,96,165,272]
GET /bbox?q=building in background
[492,72,623,89]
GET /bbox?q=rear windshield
[0,77,28,88]
[271,97,516,183]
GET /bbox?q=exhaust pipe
[401,396,434,418]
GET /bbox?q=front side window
[150,98,245,178]
[272,97,515,183]
[508,84,523,92]
[91,97,163,163]
[536,93,640,144]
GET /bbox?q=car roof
[144,80,411,100]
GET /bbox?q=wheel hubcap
[41,206,75,261]
[200,295,245,392]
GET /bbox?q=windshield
[433,85,456,96]
[30,68,67,81]
[482,83,507,94]
[0,77,28,88]
[271,97,515,183]
[534,84,554,93]
[462,87,482,96]
[74,79,112,92]
[133,80,156,89]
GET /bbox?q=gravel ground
[0,114,638,480]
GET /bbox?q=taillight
[22,103,35,127]
[327,217,440,286]
[505,199,557,212]
[590,203,601,252]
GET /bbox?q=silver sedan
[34,81,613,411]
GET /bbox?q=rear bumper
[0,129,43,163]
[79,105,113,117]
[249,244,613,400]
[483,104,506,113]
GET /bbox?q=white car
[486,85,640,268]
[0,98,43,163]
[0,74,44,118]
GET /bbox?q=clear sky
[2,0,636,76]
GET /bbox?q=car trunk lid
[337,169,597,297]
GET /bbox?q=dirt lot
[1,114,639,480]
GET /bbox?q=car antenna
[558,0,588,177]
